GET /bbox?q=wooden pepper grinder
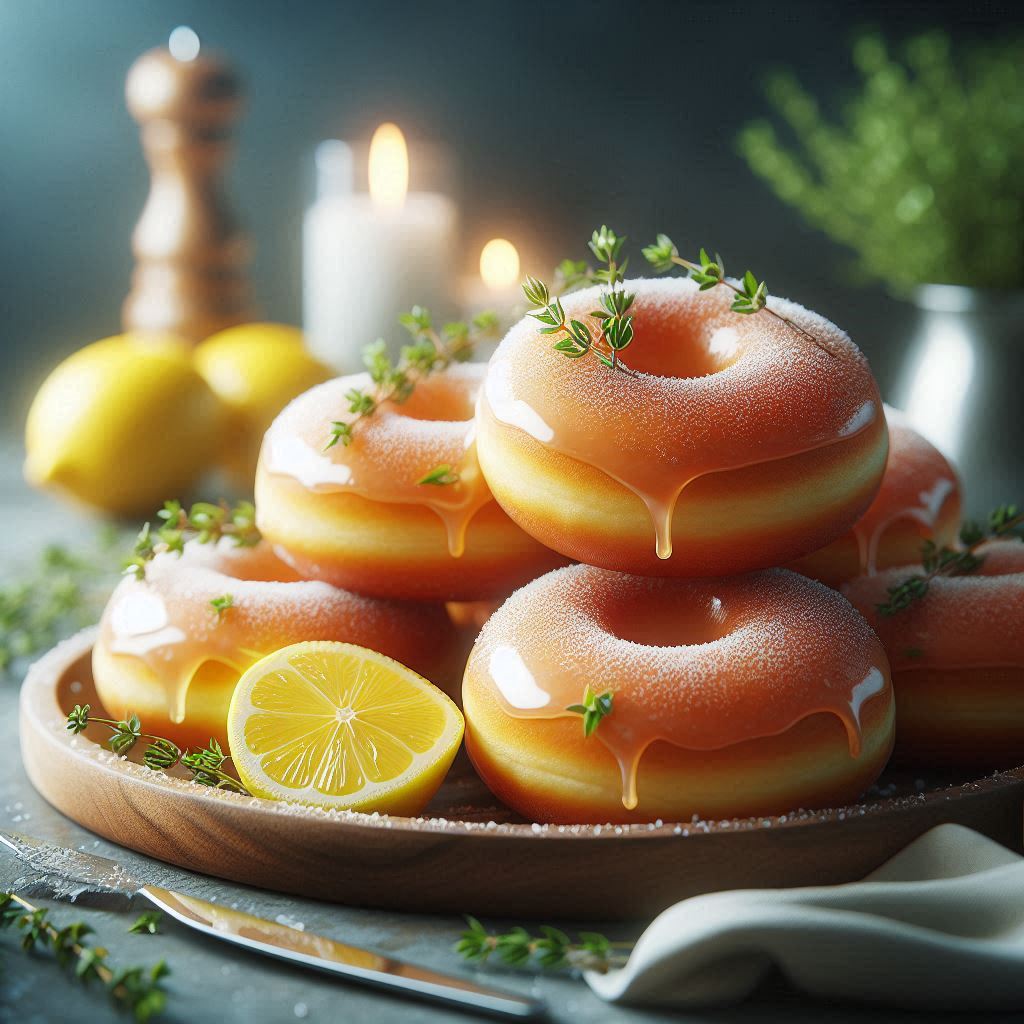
[122,27,255,343]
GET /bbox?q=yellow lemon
[227,641,464,814]
[25,333,224,517]
[194,324,330,487]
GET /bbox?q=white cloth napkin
[587,824,1024,1010]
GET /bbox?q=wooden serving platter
[20,629,1024,920]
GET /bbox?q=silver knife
[0,830,545,1020]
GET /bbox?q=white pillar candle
[303,125,458,372]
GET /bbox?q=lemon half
[227,642,464,815]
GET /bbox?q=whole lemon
[195,323,331,488]
[25,333,224,517]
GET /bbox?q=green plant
[738,30,1024,290]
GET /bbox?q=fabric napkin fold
[587,824,1024,1010]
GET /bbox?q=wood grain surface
[20,629,1024,921]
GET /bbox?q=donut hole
[602,592,732,648]
[620,298,740,379]
[393,375,476,424]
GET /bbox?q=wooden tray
[20,629,1024,921]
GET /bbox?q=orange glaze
[463,565,894,822]
[255,363,567,600]
[791,406,961,587]
[477,277,888,576]
[93,540,459,747]
[843,541,1024,767]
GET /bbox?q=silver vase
[892,284,1024,517]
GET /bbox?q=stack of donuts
[93,274,1021,825]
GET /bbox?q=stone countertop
[0,441,1016,1024]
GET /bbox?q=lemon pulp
[227,642,463,814]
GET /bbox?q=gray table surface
[1,439,1021,1024]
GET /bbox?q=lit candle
[303,123,458,371]
[461,237,523,360]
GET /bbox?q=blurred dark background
[1,0,1020,430]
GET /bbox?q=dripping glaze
[478,566,892,809]
[483,277,884,559]
[262,363,494,557]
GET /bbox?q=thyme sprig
[325,307,500,450]
[566,686,613,738]
[124,500,259,581]
[878,504,1024,615]
[524,226,637,375]
[0,892,168,1021]
[456,917,628,973]
[66,704,250,795]
[642,235,829,352]
[1,533,121,674]
[128,913,163,936]
[209,594,234,620]
[418,464,460,487]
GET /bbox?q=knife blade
[0,830,545,1020]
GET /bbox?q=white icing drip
[489,644,550,710]
[110,590,168,636]
[849,667,886,721]
[482,361,555,443]
[839,400,877,437]
[264,433,352,489]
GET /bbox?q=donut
[790,406,960,586]
[93,540,459,749]
[463,565,894,823]
[476,277,888,577]
[255,363,567,601]
[843,540,1024,768]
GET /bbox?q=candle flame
[480,238,520,291]
[168,25,201,62]
[368,123,409,208]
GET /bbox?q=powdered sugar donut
[477,277,887,576]
[843,541,1024,768]
[463,565,894,823]
[93,540,459,748]
[791,406,960,586]
[255,363,566,600]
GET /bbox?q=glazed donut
[477,277,888,577]
[255,363,567,601]
[790,406,960,586]
[463,565,894,823]
[93,540,459,749]
[843,541,1024,768]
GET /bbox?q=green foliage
[0,892,169,1020]
[0,535,120,675]
[209,594,234,620]
[524,227,637,373]
[566,685,614,738]
[124,501,259,580]
[417,464,460,486]
[128,913,163,937]
[878,503,1024,615]
[738,30,1024,289]
[455,916,625,972]
[326,306,499,450]
[66,704,249,794]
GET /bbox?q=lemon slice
[227,642,464,815]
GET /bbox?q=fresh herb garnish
[878,503,1024,616]
[124,500,260,581]
[417,464,460,487]
[0,534,121,675]
[642,235,829,352]
[325,307,499,450]
[209,594,234,620]
[128,912,163,936]
[66,704,250,795]
[524,226,637,375]
[566,686,614,738]
[455,917,628,973]
[0,892,169,1020]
